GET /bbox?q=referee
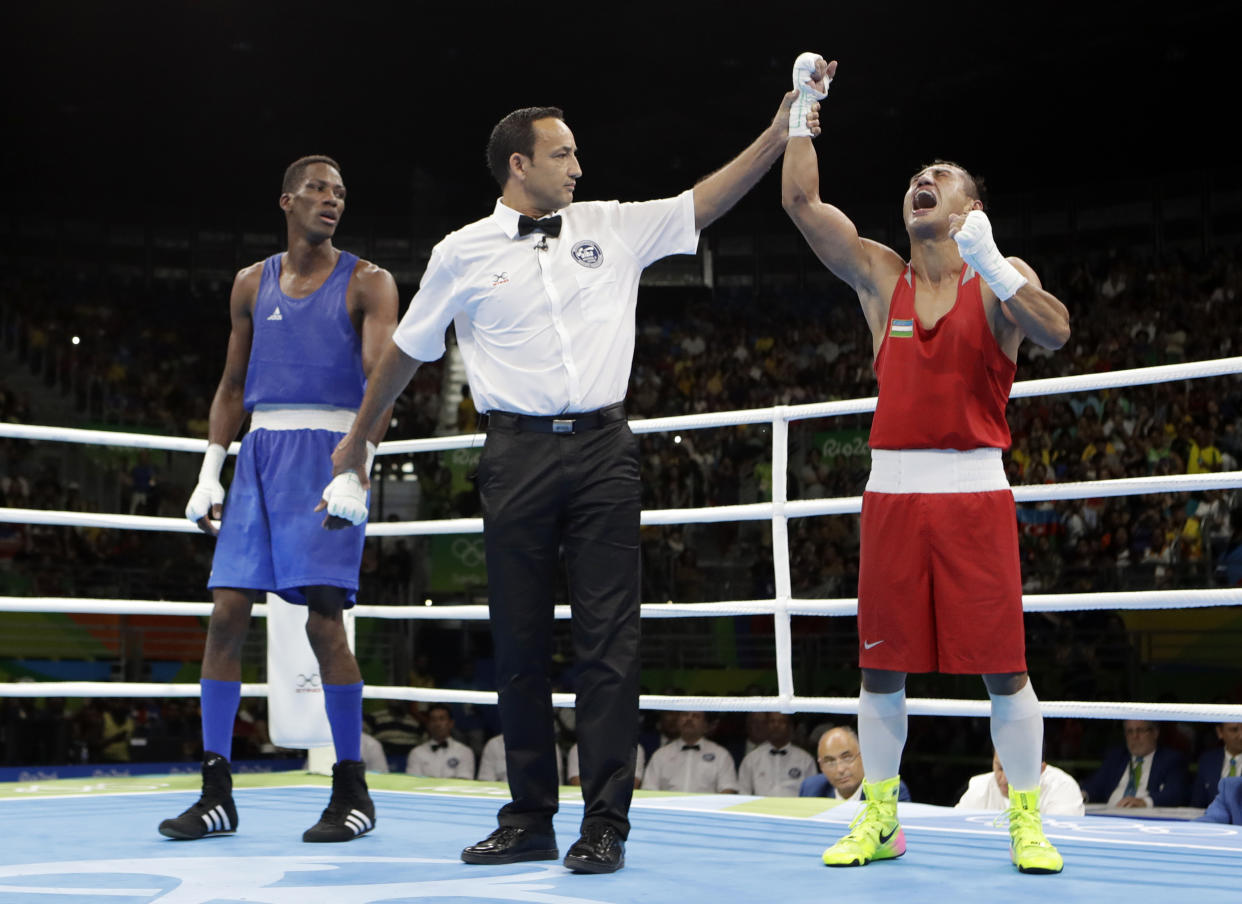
[322,89,799,873]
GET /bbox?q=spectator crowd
[1,234,1241,804]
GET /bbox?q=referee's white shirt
[392,192,700,416]
[642,737,738,793]
[405,737,475,779]
[737,741,817,797]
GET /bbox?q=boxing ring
[2,357,1242,902]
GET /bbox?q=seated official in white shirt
[642,711,738,794]
[742,710,771,760]
[738,712,816,796]
[304,730,389,775]
[361,731,389,774]
[405,703,475,779]
[568,742,645,790]
[478,732,566,784]
[956,749,1084,816]
[656,706,684,749]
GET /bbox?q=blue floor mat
[0,783,1237,903]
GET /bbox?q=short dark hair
[428,702,453,719]
[485,107,564,188]
[915,159,988,209]
[282,155,341,194]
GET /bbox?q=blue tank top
[243,250,366,411]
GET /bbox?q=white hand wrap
[321,471,369,526]
[320,442,375,526]
[789,52,830,139]
[185,443,226,524]
[953,210,1028,301]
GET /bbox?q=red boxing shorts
[857,449,1025,674]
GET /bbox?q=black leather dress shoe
[461,826,558,864]
[563,824,625,873]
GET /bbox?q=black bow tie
[682,744,700,751]
[770,747,787,755]
[518,214,562,238]
[431,742,447,751]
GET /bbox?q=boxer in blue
[158,155,397,843]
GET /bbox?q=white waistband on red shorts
[249,404,357,434]
[865,447,1009,494]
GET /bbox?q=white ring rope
[0,679,1237,724]
[6,468,1242,536]
[1,357,1240,725]
[6,468,1242,540]
[4,357,1240,453]
[3,587,1241,621]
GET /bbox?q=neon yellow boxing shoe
[821,776,906,867]
[1006,788,1063,874]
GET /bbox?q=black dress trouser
[476,413,642,839]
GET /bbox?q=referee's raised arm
[691,90,798,230]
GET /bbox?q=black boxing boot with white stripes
[158,752,238,840]
[302,760,375,843]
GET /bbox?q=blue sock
[200,678,241,761]
[323,681,364,763]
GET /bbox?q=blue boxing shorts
[208,423,366,606]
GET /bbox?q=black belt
[483,403,626,435]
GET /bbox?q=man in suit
[1197,775,1242,824]
[800,727,911,802]
[1081,719,1189,807]
[1191,722,1242,808]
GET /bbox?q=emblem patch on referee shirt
[703,752,716,762]
[571,240,604,268]
[890,318,914,338]
[789,767,803,779]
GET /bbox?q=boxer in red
[782,53,1071,875]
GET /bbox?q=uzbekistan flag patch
[890,318,914,338]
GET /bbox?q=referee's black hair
[486,107,565,188]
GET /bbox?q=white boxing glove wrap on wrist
[789,52,829,139]
[952,210,1028,301]
[321,471,369,526]
[185,443,227,524]
[319,441,376,527]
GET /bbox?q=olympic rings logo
[295,673,322,689]
[452,538,485,568]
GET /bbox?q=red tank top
[869,264,1015,450]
